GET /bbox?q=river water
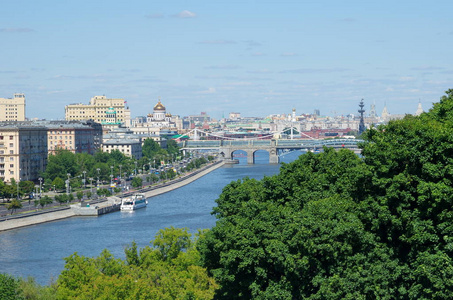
[0,151,302,285]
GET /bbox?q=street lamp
[96,168,100,187]
[82,171,86,188]
[119,165,122,179]
[38,177,42,198]
[66,173,71,195]
[89,177,93,198]
[134,161,137,176]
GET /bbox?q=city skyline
[1,0,452,120]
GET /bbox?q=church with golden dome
[129,98,177,130]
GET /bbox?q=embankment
[0,160,225,232]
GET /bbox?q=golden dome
[153,100,166,111]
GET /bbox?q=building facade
[0,123,47,183]
[102,139,142,160]
[65,95,131,129]
[0,93,26,122]
[45,121,102,155]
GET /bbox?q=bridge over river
[179,139,363,164]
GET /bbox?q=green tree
[131,176,142,188]
[6,199,22,214]
[76,191,84,201]
[52,177,65,191]
[197,89,453,299]
[56,228,217,299]
[0,273,22,300]
[44,150,77,180]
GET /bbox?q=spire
[415,100,424,116]
[381,103,390,121]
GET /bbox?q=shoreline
[0,160,225,232]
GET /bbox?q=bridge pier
[269,150,279,164]
[247,150,254,164]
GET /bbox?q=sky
[1,0,452,120]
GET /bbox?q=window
[9,157,13,161]
[9,143,13,148]
[9,171,13,175]
[10,164,14,168]
[9,136,13,140]
[9,150,13,154]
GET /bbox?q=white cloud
[175,10,197,18]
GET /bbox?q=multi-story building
[102,139,142,160]
[65,95,131,130]
[0,122,47,183]
[45,120,102,155]
[0,93,26,121]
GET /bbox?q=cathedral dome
[154,100,166,111]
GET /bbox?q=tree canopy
[197,90,453,299]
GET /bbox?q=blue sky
[1,0,452,120]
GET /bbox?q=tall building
[45,120,102,155]
[0,93,26,121]
[0,122,47,183]
[65,95,130,130]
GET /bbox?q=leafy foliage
[198,90,453,298]
[56,227,217,299]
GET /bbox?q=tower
[415,100,424,116]
[369,102,377,118]
[358,99,366,135]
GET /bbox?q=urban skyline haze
[1,0,452,120]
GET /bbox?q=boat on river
[120,193,148,211]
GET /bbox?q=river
[0,150,303,285]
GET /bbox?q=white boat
[120,193,148,211]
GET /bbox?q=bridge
[178,139,363,164]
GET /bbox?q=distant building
[45,120,102,155]
[0,93,26,121]
[0,122,47,183]
[130,99,178,131]
[65,95,131,130]
[229,112,241,120]
[415,101,424,116]
[102,139,142,160]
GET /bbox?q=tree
[6,199,22,214]
[56,228,217,299]
[76,191,84,201]
[52,177,65,191]
[131,176,142,188]
[0,273,22,300]
[197,89,453,299]
[19,181,34,195]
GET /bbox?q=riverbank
[0,160,225,232]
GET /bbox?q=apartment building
[45,120,102,155]
[0,93,26,121]
[65,95,131,130]
[102,139,142,160]
[0,123,47,183]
